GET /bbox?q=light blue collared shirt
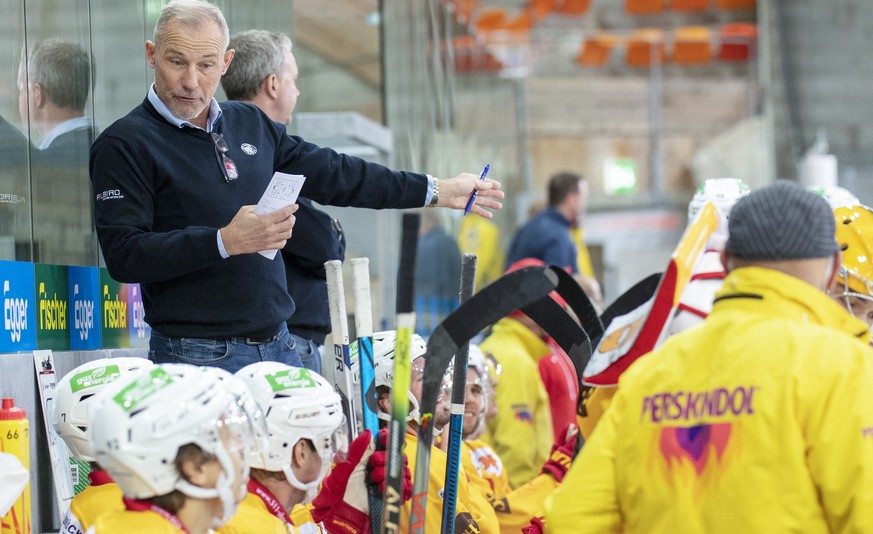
[147,85,231,256]
[147,84,222,132]
[39,116,93,149]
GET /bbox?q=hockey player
[53,357,154,534]
[456,345,578,534]
[545,181,873,533]
[85,363,259,533]
[830,205,873,328]
[372,330,498,533]
[224,361,407,533]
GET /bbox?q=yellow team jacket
[457,215,504,291]
[87,509,187,533]
[480,317,554,488]
[569,225,594,278]
[546,267,873,533]
[215,490,290,534]
[463,439,558,534]
[404,431,498,533]
[63,471,123,534]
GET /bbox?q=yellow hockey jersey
[480,317,554,488]
[463,440,558,534]
[63,471,123,534]
[403,431,498,533]
[87,509,186,533]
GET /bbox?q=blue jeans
[288,332,322,375]
[148,323,302,374]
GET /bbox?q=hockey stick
[583,201,719,387]
[440,253,477,533]
[325,259,360,438]
[410,265,560,533]
[350,257,382,532]
[546,265,604,342]
[597,272,662,339]
[382,212,420,534]
[520,294,593,385]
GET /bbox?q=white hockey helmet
[235,362,347,492]
[807,185,861,210]
[53,357,153,462]
[688,178,750,223]
[89,364,260,527]
[373,330,428,423]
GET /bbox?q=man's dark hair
[548,171,583,207]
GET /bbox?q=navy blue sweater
[283,198,345,345]
[90,98,426,338]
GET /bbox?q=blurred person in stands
[508,171,601,307]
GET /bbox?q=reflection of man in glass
[18,38,93,150]
[18,38,96,265]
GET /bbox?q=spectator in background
[221,29,344,374]
[458,213,504,293]
[18,38,96,265]
[508,172,601,307]
[415,208,462,337]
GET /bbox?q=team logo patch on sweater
[511,403,533,423]
[240,143,257,155]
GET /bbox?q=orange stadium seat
[718,22,757,61]
[576,33,619,67]
[560,0,591,15]
[626,28,665,66]
[625,0,665,14]
[716,0,755,9]
[673,26,712,64]
[475,8,509,32]
[671,0,708,11]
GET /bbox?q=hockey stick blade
[546,265,604,342]
[409,265,559,532]
[520,294,593,385]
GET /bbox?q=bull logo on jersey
[659,423,731,475]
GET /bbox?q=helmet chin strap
[377,391,422,425]
[282,440,331,494]
[175,445,244,528]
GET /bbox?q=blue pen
[463,164,490,216]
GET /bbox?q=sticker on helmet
[112,367,174,412]
[265,368,317,391]
[71,364,121,392]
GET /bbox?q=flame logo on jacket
[659,423,732,475]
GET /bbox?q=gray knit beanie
[726,180,838,260]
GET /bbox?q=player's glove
[522,513,547,534]
[540,423,580,483]
[366,428,413,502]
[310,429,375,533]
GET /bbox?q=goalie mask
[373,330,428,424]
[832,205,873,326]
[89,364,262,528]
[53,357,153,462]
[235,362,347,493]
